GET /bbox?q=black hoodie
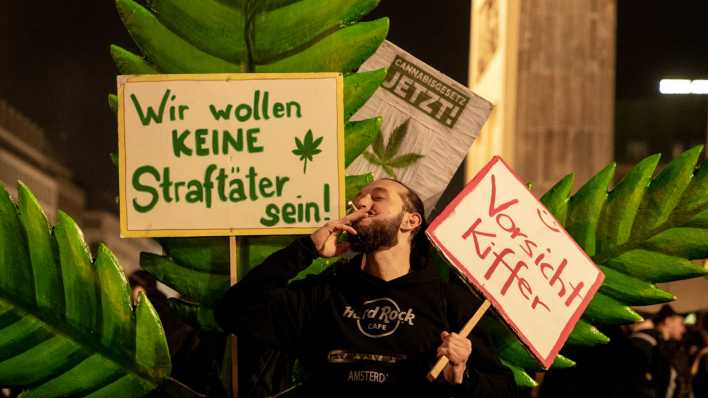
[216,237,517,397]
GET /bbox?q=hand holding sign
[426,157,604,379]
[435,319,480,383]
[428,300,491,381]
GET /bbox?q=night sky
[615,1,708,99]
[615,1,708,163]
[1,0,706,211]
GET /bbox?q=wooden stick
[229,236,238,284]
[229,236,239,398]
[427,299,491,382]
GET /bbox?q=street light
[659,79,708,95]
[658,78,708,152]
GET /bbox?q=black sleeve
[214,237,324,350]
[445,273,519,398]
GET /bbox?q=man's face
[349,180,409,253]
[664,315,686,340]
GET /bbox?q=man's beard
[349,212,404,253]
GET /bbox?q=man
[216,179,517,397]
[627,305,686,398]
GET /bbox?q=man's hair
[381,178,425,232]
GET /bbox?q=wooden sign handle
[427,299,491,382]
[229,236,239,398]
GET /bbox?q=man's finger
[343,208,369,224]
[446,340,462,352]
[447,335,467,347]
[437,346,449,358]
[446,349,467,364]
[448,337,472,354]
[328,222,357,235]
[341,225,357,235]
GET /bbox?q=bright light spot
[660,79,692,94]
[659,79,708,94]
[691,80,708,94]
[684,313,696,326]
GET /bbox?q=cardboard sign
[117,73,345,238]
[346,41,492,218]
[426,157,604,368]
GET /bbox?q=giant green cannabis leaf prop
[0,182,170,396]
[112,0,386,74]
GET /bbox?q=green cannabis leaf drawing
[292,129,324,174]
[362,118,424,179]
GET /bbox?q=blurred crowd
[617,305,707,398]
[536,305,708,398]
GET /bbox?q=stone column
[467,0,616,194]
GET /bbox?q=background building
[0,98,160,275]
[466,0,615,196]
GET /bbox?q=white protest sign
[117,73,345,238]
[426,157,604,369]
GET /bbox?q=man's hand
[310,209,367,257]
[437,331,472,384]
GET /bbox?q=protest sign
[346,41,492,218]
[426,157,604,369]
[117,73,345,238]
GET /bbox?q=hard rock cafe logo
[342,297,416,338]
